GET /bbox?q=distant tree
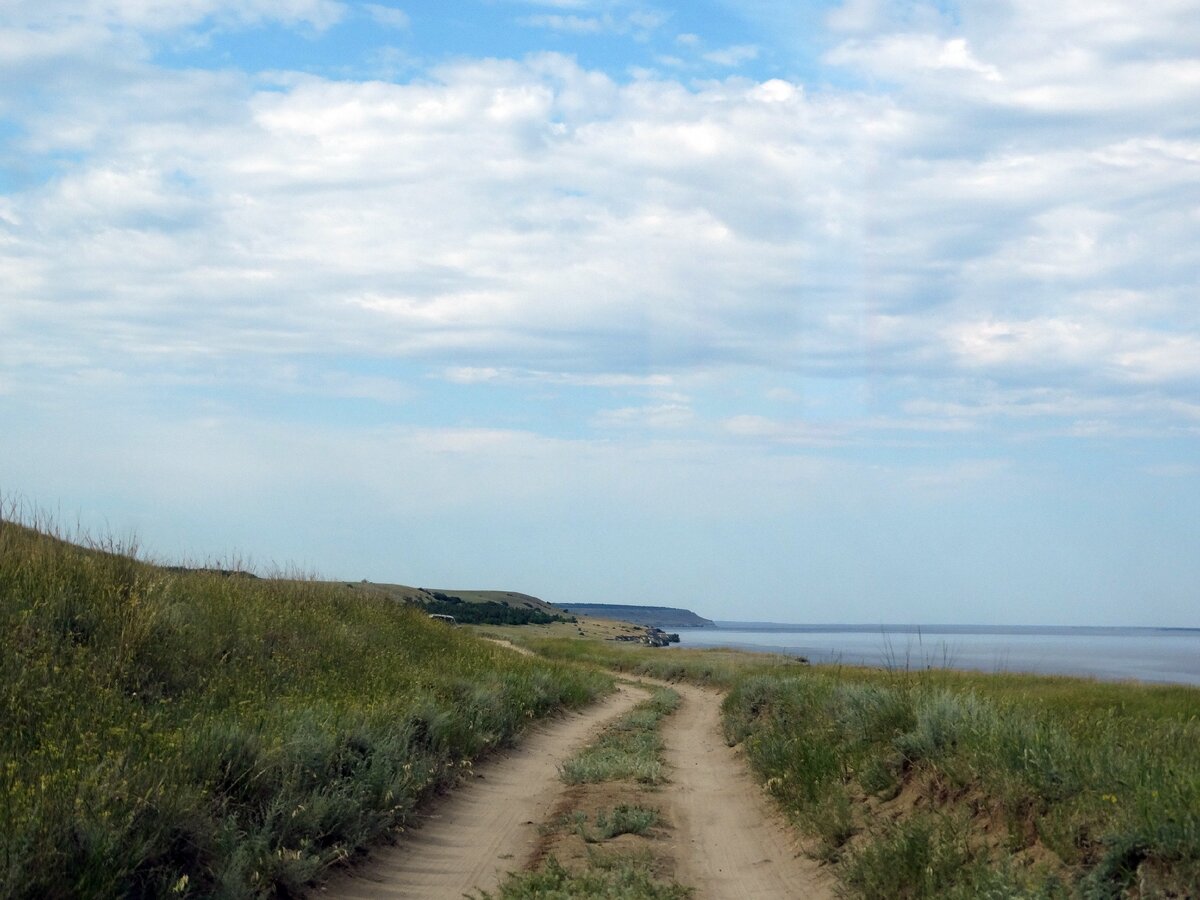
[418,598,569,626]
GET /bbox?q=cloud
[4,0,347,33]
[518,8,667,37]
[2,2,1198,454]
[442,367,676,388]
[363,3,409,30]
[702,44,760,67]
[520,14,607,35]
[593,403,695,429]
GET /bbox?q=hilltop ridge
[555,603,715,628]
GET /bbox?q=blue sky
[2,0,1198,626]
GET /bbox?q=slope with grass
[0,516,610,898]
[327,582,571,625]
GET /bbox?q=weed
[560,689,679,785]
[476,853,691,899]
[589,805,660,841]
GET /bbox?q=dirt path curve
[660,681,836,900]
[314,683,647,900]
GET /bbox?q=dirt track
[660,681,834,899]
[316,684,645,899]
[319,675,833,899]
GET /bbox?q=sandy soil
[318,671,834,899]
[660,681,836,900]
[314,684,645,900]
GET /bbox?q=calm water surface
[671,624,1200,686]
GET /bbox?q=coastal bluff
[556,603,715,628]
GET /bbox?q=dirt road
[316,684,646,900]
[661,681,835,899]
[319,675,833,899]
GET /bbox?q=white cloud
[518,9,666,37]
[722,415,847,447]
[593,403,695,429]
[826,0,885,33]
[703,44,760,67]
[520,14,606,34]
[2,2,1199,449]
[4,0,346,32]
[363,3,409,30]
[442,367,676,388]
[825,34,1001,83]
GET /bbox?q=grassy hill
[558,603,715,628]
[316,582,572,625]
[0,517,609,898]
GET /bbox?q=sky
[1,0,1198,626]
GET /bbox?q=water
[670,624,1200,686]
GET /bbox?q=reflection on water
[670,625,1200,686]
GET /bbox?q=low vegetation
[479,853,690,900]
[483,683,689,899]
[419,594,570,626]
[522,635,1200,898]
[561,688,680,785]
[725,670,1200,898]
[0,513,610,898]
[584,805,660,841]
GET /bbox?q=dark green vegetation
[0,517,610,898]
[521,636,1200,898]
[558,604,715,628]
[335,582,568,623]
[420,593,570,626]
[309,581,571,626]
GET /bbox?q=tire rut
[314,683,646,900]
[658,681,835,900]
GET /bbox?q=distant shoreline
[670,623,1200,687]
[695,622,1200,635]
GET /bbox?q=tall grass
[723,672,1200,897]
[0,513,610,898]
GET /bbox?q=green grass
[560,688,680,785]
[0,513,611,898]
[568,805,660,842]
[475,853,691,899]
[522,635,1200,898]
[723,672,1200,897]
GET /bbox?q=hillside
[0,517,608,898]
[320,582,570,625]
[557,603,715,628]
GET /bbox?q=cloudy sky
[2,0,1198,626]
